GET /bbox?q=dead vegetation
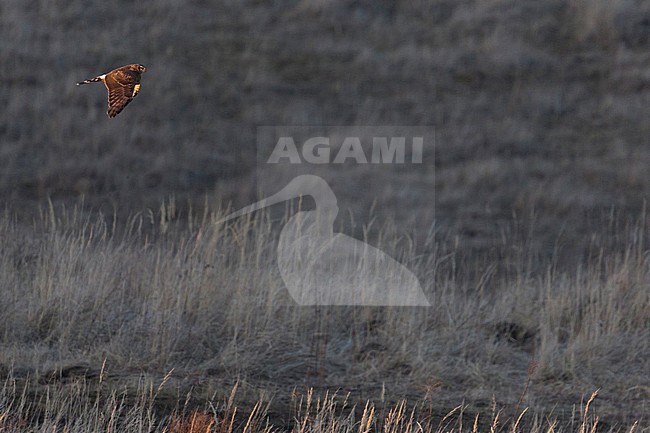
[0,202,647,429]
[0,0,649,430]
[1,0,649,265]
[0,376,641,433]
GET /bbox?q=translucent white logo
[220,175,430,306]
[266,136,424,164]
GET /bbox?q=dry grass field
[1,0,649,432]
[0,203,647,431]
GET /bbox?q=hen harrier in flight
[77,64,146,118]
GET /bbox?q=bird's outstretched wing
[104,68,142,118]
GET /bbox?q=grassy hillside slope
[0,0,649,430]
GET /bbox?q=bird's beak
[219,175,338,224]
[219,188,296,223]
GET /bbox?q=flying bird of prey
[77,64,146,118]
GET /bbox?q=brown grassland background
[0,0,649,432]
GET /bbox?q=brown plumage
[77,64,146,118]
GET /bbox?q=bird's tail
[76,75,104,86]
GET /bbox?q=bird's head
[136,64,146,73]
[218,175,339,226]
